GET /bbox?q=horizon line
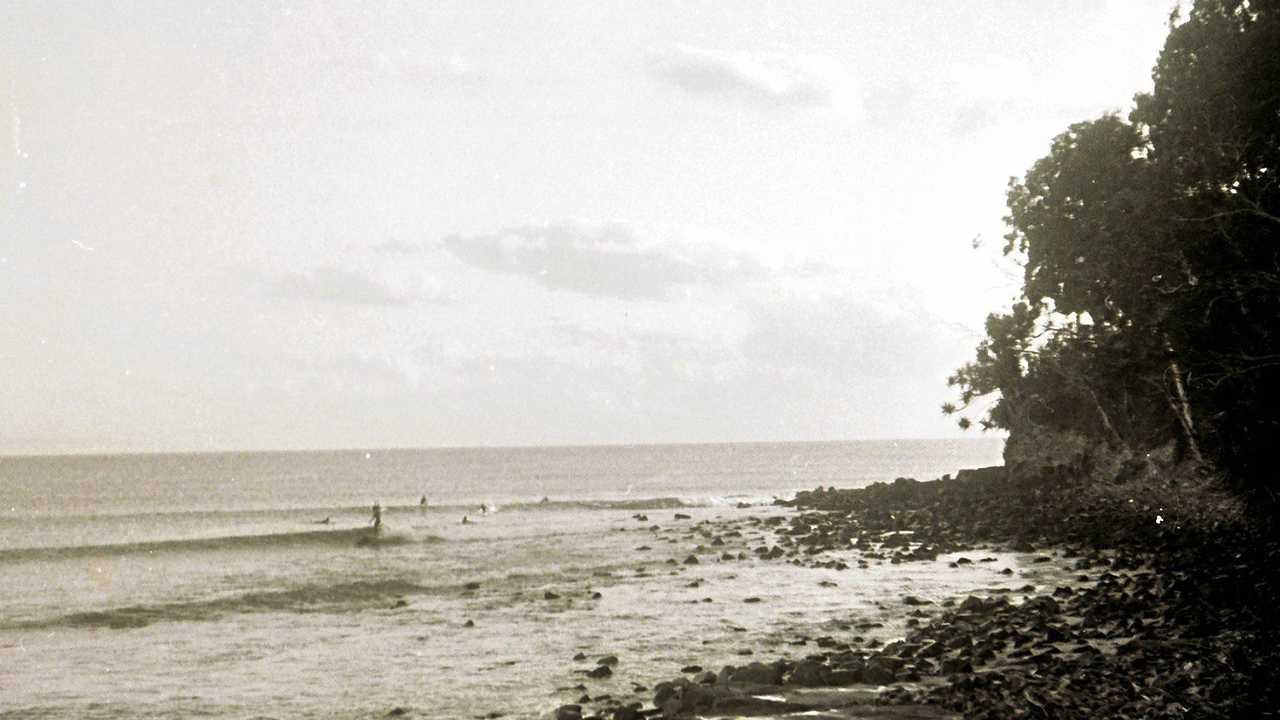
[0,435,1007,461]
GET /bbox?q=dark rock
[554,705,582,720]
[786,660,831,686]
[586,665,612,679]
[861,663,895,685]
[727,661,783,685]
[597,655,619,666]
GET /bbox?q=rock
[597,655,619,666]
[683,555,699,565]
[680,665,702,673]
[743,597,763,603]
[573,652,587,660]
[727,661,783,685]
[786,660,831,686]
[464,581,481,590]
[554,705,582,720]
[940,657,973,674]
[829,668,861,685]
[464,619,475,627]
[385,709,408,718]
[674,513,692,520]
[544,591,561,600]
[694,671,717,685]
[586,665,612,679]
[902,595,932,606]
[861,663,895,685]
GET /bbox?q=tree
[950,0,1280,504]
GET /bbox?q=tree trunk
[1084,384,1125,448]
[1164,334,1204,464]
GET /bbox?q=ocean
[0,439,1016,719]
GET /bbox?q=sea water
[0,440,1029,719]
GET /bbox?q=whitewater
[0,440,1013,719]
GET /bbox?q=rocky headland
[546,445,1279,720]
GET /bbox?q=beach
[4,440,1270,719]
[1,440,1011,719]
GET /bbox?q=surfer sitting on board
[370,502,382,531]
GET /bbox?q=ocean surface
[0,439,1025,719]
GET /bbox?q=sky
[1,0,1178,454]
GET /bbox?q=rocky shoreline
[544,463,1278,720]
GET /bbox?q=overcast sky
[1,1,1176,454]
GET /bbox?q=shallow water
[0,440,1012,719]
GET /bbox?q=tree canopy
[949,0,1280,504]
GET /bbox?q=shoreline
[544,464,1275,720]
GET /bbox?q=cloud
[370,51,483,87]
[370,238,427,255]
[272,265,444,307]
[442,222,764,300]
[651,46,853,109]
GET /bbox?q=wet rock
[727,661,783,685]
[586,665,613,679]
[554,705,582,720]
[786,660,831,686]
[597,655,619,666]
[674,513,692,520]
[544,591,561,600]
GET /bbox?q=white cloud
[442,222,765,300]
[369,51,484,87]
[272,265,445,307]
[651,46,856,111]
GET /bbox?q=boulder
[727,661,783,685]
[786,660,831,687]
[554,705,582,720]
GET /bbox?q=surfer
[370,501,382,530]
[461,515,470,524]
[479,503,488,515]
[419,495,428,509]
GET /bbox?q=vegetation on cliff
[946,0,1280,505]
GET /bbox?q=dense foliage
[948,0,1280,504]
